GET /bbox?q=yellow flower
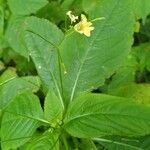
[74,14,94,37]
[66,11,78,24]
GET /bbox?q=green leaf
[24,132,59,150]
[8,0,48,15]
[133,0,150,22]
[82,0,98,13]
[1,91,46,149]
[0,67,17,84]
[44,90,63,125]
[107,53,137,92]
[5,16,29,58]
[109,83,150,107]
[60,0,134,102]
[94,138,143,150]
[0,76,41,111]
[141,18,150,38]
[24,16,64,107]
[132,43,150,72]
[24,16,64,86]
[64,94,150,138]
[25,0,135,106]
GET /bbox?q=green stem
[56,47,65,104]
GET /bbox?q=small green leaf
[0,67,17,84]
[44,90,63,125]
[8,0,48,15]
[64,94,150,138]
[24,132,59,150]
[1,91,45,149]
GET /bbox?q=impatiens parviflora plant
[1,1,150,150]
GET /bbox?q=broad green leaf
[0,76,41,111]
[109,83,150,107]
[60,0,134,102]
[5,16,29,58]
[44,90,63,125]
[64,94,150,138]
[24,16,64,107]
[133,0,150,22]
[24,132,59,150]
[8,0,48,15]
[25,0,134,105]
[94,138,143,150]
[1,91,46,149]
[24,16,64,86]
